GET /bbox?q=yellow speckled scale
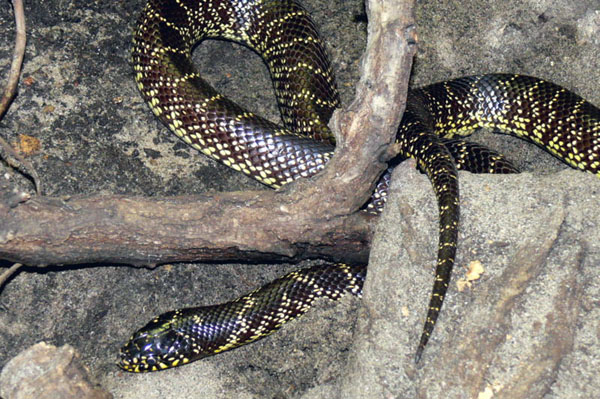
[409,74,600,175]
[120,0,600,372]
[120,263,365,372]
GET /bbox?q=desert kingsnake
[118,0,600,372]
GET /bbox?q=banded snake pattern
[118,0,600,372]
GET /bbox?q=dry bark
[0,0,417,269]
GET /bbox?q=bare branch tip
[0,263,23,291]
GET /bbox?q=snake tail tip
[414,347,423,364]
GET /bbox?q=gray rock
[336,166,600,399]
[0,342,112,399]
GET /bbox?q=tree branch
[0,0,416,269]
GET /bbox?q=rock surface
[0,342,112,399]
[0,0,598,398]
[333,167,600,399]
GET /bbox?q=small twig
[0,0,26,118]
[0,262,23,290]
[0,0,41,194]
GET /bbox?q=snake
[118,0,600,372]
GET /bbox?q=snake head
[118,310,196,372]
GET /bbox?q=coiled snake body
[119,0,600,372]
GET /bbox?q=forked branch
[0,0,417,269]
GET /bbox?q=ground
[0,0,598,398]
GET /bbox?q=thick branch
[292,0,417,213]
[0,0,416,268]
[0,192,373,266]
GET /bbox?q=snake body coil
[119,0,600,372]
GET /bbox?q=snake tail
[119,263,364,372]
[394,105,460,361]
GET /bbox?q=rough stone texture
[0,0,598,398]
[333,166,600,399]
[0,342,112,399]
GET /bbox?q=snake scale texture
[118,0,600,372]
